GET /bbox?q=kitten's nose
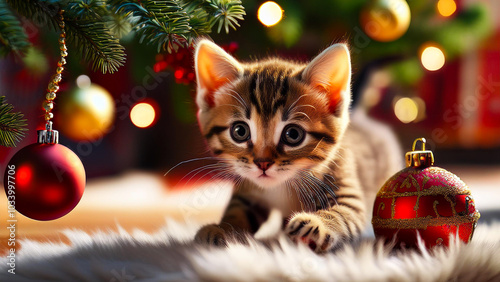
[254,158,275,171]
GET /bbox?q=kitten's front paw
[194,224,227,247]
[285,213,336,252]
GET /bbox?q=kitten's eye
[230,122,250,142]
[281,124,305,146]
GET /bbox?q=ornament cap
[405,138,434,168]
[37,122,59,144]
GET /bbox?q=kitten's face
[195,41,351,189]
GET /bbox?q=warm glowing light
[437,0,457,17]
[420,46,445,71]
[394,97,419,123]
[412,97,427,121]
[258,1,283,27]
[362,87,382,108]
[76,75,91,89]
[130,102,156,128]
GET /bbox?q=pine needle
[0,0,30,56]
[0,96,27,147]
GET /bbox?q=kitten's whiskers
[293,104,316,111]
[311,138,324,154]
[164,156,233,176]
[291,111,312,122]
[227,89,248,108]
[183,163,228,185]
[284,94,311,120]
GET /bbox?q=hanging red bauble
[4,127,86,221]
[372,138,480,249]
[3,10,86,221]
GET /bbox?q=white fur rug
[2,220,500,281]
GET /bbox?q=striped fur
[193,40,401,252]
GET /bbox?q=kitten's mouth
[258,171,269,178]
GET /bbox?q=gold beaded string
[43,9,67,125]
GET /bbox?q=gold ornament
[360,0,411,42]
[57,83,115,141]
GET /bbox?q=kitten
[193,40,402,252]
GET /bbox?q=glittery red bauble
[372,166,480,249]
[3,143,86,221]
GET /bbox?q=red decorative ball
[4,143,86,221]
[372,139,480,249]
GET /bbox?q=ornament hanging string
[40,9,67,144]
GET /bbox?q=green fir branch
[0,0,31,56]
[106,2,132,38]
[2,0,245,71]
[5,0,61,31]
[7,0,126,73]
[188,0,245,34]
[114,0,191,52]
[111,0,245,52]
[0,96,27,147]
[65,1,126,73]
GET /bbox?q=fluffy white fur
[2,220,500,281]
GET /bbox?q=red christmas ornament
[3,10,86,221]
[372,138,480,248]
[4,126,85,221]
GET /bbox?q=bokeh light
[130,102,156,128]
[76,75,91,89]
[258,1,283,27]
[420,46,445,71]
[437,0,457,17]
[412,97,427,122]
[394,97,419,123]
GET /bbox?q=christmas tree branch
[187,0,246,34]
[65,1,126,73]
[111,0,245,52]
[0,0,31,56]
[6,0,126,73]
[2,0,245,72]
[0,96,27,147]
[113,0,190,52]
[5,0,61,33]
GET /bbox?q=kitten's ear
[302,44,351,114]
[195,40,243,109]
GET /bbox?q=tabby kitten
[193,40,401,252]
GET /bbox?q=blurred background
[0,0,499,248]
